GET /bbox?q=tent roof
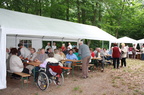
[137,39,144,43]
[0,8,116,41]
[111,36,137,43]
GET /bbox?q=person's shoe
[24,80,30,84]
[67,72,70,75]
[101,69,104,72]
[81,76,88,79]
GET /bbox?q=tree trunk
[77,0,81,23]
[66,0,69,21]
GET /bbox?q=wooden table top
[26,61,41,66]
[92,57,102,60]
[61,59,81,63]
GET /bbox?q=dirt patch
[0,59,144,95]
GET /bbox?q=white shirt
[45,45,51,51]
[52,45,57,51]
[68,45,72,49]
[10,55,24,72]
[54,54,63,61]
[141,47,144,53]
[20,47,31,58]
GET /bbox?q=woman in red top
[61,44,66,51]
[112,43,121,69]
[90,48,95,57]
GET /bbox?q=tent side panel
[6,36,16,49]
[0,28,6,89]
[32,39,42,51]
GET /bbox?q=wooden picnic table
[24,61,41,83]
[92,57,102,60]
[61,59,82,76]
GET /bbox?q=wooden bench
[14,72,31,88]
[75,64,94,71]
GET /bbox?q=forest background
[1,0,144,49]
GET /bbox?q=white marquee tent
[109,36,137,49]
[137,39,144,43]
[110,36,137,44]
[0,8,116,89]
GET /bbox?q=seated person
[95,48,105,72]
[54,49,63,61]
[73,48,81,60]
[34,48,48,63]
[33,48,48,80]
[9,48,30,83]
[40,52,63,77]
[90,48,95,58]
[64,49,78,74]
[26,48,37,74]
[45,48,52,55]
[103,48,112,60]
[59,48,66,59]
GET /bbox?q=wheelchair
[37,62,64,91]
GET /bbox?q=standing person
[52,42,57,52]
[45,42,51,52]
[68,42,72,50]
[61,44,66,52]
[121,43,128,67]
[78,41,91,78]
[141,44,144,60]
[132,44,139,59]
[112,43,121,69]
[18,43,30,59]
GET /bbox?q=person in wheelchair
[39,52,63,84]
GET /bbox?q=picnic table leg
[72,65,74,77]
[33,66,36,84]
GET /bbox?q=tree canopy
[0,0,143,47]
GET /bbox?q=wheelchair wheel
[37,72,49,91]
[53,73,64,86]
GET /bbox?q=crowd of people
[5,41,144,83]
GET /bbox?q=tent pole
[0,26,7,89]
[109,41,112,51]
[15,34,18,47]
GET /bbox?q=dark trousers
[113,58,120,69]
[121,58,126,67]
[22,68,29,74]
[98,60,104,69]
[141,53,144,60]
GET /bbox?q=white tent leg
[0,27,6,89]
[109,41,112,51]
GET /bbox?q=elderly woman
[40,52,63,77]
[26,48,37,74]
[9,48,30,83]
[121,43,128,67]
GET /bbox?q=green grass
[73,86,80,91]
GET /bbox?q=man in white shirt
[18,43,30,58]
[52,42,57,52]
[45,42,51,51]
